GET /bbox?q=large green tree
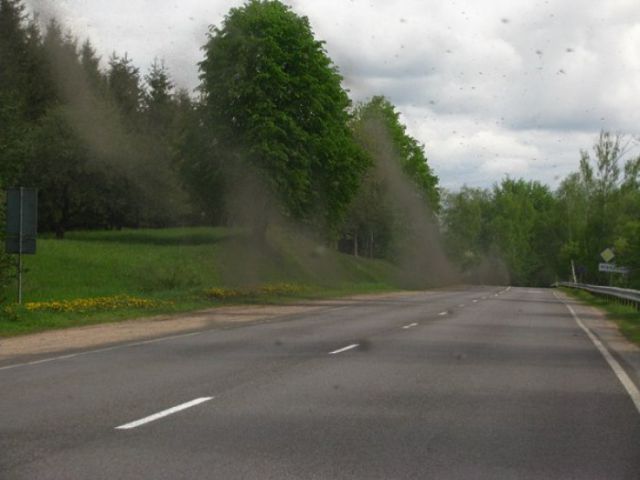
[197,0,367,233]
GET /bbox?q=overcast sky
[25,0,640,190]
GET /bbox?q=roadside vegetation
[0,0,639,336]
[442,132,640,288]
[562,288,640,346]
[0,227,402,336]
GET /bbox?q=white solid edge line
[329,343,359,355]
[115,397,214,430]
[557,295,640,415]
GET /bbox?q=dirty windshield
[1,1,639,479]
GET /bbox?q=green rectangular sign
[5,188,38,254]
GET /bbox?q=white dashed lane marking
[329,344,359,355]
[115,397,214,430]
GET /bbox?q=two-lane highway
[1,286,639,479]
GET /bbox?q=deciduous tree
[198,0,367,233]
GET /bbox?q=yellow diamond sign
[600,248,615,263]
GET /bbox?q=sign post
[5,188,38,304]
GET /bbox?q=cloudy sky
[25,0,640,190]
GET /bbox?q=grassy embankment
[561,287,640,346]
[0,227,404,337]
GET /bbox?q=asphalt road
[1,286,639,479]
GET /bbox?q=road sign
[600,248,615,263]
[5,188,38,254]
[598,262,630,274]
[5,187,38,305]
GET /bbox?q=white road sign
[599,263,630,274]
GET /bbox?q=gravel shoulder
[555,289,640,385]
[0,291,419,364]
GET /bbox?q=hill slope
[2,227,405,336]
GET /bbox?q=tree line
[442,132,640,288]
[1,0,639,299]
[0,0,441,298]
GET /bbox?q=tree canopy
[352,96,440,211]
[197,0,368,231]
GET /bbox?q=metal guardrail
[557,282,640,310]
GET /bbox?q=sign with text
[5,188,38,254]
[598,262,629,275]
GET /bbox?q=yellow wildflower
[25,295,171,313]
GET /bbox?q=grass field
[562,287,640,347]
[0,227,404,336]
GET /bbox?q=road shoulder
[0,290,424,365]
[555,289,640,387]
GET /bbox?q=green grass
[561,287,640,346]
[0,226,405,337]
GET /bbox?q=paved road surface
[2,286,639,479]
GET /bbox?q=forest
[1,0,639,306]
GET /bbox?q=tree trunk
[354,233,359,257]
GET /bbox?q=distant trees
[442,179,559,286]
[354,96,439,209]
[443,132,640,288]
[2,0,441,257]
[0,0,192,240]
[194,0,368,234]
[107,53,143,121]
[26,108,89,238]
[341,96,440,260]
[441,187,491,271]
[556,132,640,286]
[143,59,174,133]
[0,0,43,187]
[491,179,560,285]
[2,0,638,298]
